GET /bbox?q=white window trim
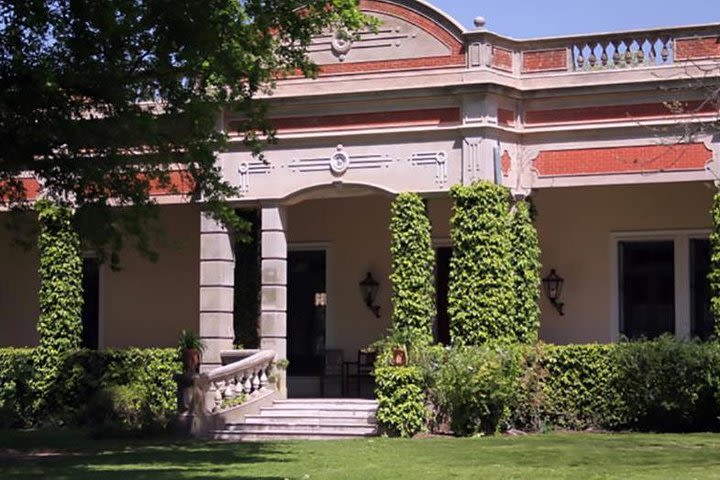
[609,229,710,342]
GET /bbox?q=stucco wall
[0,204,199,348]
[0,216,40,347]
[101,204,200,348]
[534,181,715,344]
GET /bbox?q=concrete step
[244,415,376,426]
[259,407,377,418]
[222,422,377,435]
[274,398,377,405]
[211,398,379,441]
[211,429,375,441]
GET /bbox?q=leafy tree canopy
[0,0,373,266]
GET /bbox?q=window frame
[610,229,710,342]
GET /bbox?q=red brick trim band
[522,49,567,73]
[534,143,713,177]
[265,107,461,133]
[675,36,720,61]
[491,46,513,72]
[526,101,716,125]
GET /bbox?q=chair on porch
[343,350,376,398]
[320,349,344,397]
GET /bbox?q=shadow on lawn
[0,433,293,480]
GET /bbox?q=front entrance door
[287,250,327,387]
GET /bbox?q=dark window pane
[619,241,674,339]
[434,247,451,345]
[690,238,713,340]
[81,257,100,350]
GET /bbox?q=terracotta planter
[392,346,407,367]
[182,348,202,374]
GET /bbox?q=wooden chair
[320,349,344,397]
[343,350,376,398]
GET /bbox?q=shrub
[433,345,520,435]
[448,181,515,345]
[32,200,84,413]
[509,199,541,343]
[49,348,181,431]
[538,343,625,430]
[389,192,435,345]
[88,384,148,436]
[612,336,720,431]
[0,348,34,428]
[375,365,426,437]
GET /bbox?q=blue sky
[429,0,720,38]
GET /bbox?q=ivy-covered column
[258,204,288,397]
[199,211,235,372]
[510,198,541,343]
[448,181,515,345]
[31,200,83,412]
[709,192,720,337]
[389,192,435,345]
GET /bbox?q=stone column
[199,212,235,372]
[259,204,288,397]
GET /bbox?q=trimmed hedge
[0,348,34,428]
[389,193,435,345]
[509,199,541,343]
[375,365,427,438]
[0,347,181,432]
[378,337,720,437]
[448,181,515,345]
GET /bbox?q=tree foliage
[0,0,373,265]
[448,181,515,345]
[509,199,541,343]
[389,193,435,345]
[31,200,84,413]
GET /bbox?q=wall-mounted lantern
[359,272,381,318]
[542,269,565,316]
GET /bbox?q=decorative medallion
[329,145,350,175]
[331,30,353,61]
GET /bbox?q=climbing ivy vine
[31,200,84,413]
[709,192,720,337]
[389,193,435,345]
[510,199,541,343]
[448,181,515,345]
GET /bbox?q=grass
[1,430,720,479]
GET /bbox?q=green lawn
[1,430,720,479]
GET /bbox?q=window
[613,231,711,341]
[690,239,713,339]
[619,241,675,339]
[81,257,100,349]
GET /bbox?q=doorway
[287,250,327,394]
[435,246,451,345]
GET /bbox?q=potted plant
[178,330,206,374]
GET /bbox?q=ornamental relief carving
[289,145,393,175]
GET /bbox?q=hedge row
[0,347,181,433]
[375,337,720,436]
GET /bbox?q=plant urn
[182,348,201,374]
[392,346,407,366]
